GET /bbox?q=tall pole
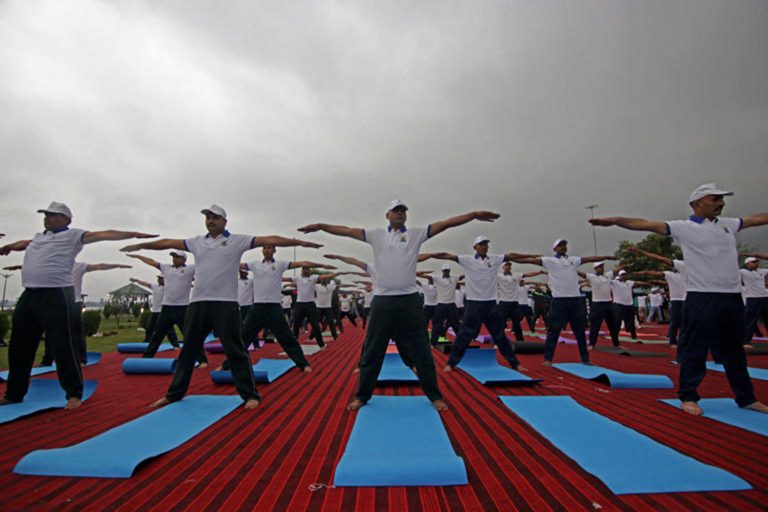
[0,273,12,311]
[585,205,599,256]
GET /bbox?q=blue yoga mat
[0,352,101,381]
[122,358,178,374]
[705,362,768,381]
[377,353,418,383]
[210,358,296,385]
[660,399,768,437]
[334,396,467,486]
[14,395,242,478]
[457,349,541,385]
[0,380,98,425]
[116,342,177,353]
[500,396,751,494]
[553,363,673,389]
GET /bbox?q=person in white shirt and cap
[121,204,321,410]
[127,250,208,365]
[129,276,180,347]
[427,263,464,346]
[577,261,622,349]
[300,200,501,411]
[427,236,538,371]
[0,202,156,409]
[590,183,768,415]
[517,239,615,365]
[611,270,653,339]
[497,261,546,342]
[739,255,768,348]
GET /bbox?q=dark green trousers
[166,301,259,403]
[356,293,441,403]
[144,305,207,364]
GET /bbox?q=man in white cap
[416,273,438,330]
[590,183,768,415]
[497,260,546,342]
[0,202,156,409]
[121,204,321,410]
[300,200,501,411]
[427,237,538,371]
[739,255,768,348]
[127,251,208,365]
[427,263,463,346]
[518,240,615,365]
[611,270,653,339]
[577,261,622,349]
[626,246,687,347]
[291,266,349,347]
[129,276,180,347]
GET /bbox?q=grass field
[0,313,181,370]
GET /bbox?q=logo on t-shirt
[400,235,407,243]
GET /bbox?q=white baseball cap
[592,261,605,269]
[441,263,451,270]
[688,183,733,203]
[745,257,758,264]
[552,238,567,250]
[473,235,490,246]
[386,199,408,213]
[169,251,187,260]
[201,204,227,219]
[618,270,627,275]
[37,201,73,219]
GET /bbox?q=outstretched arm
[129,277,152,288]
[427,252,459,263]
[324,254,368,272]
[626,246,673,267]
[121,239,186,253]
[741,213,768,230]
[589,217,667,236]
[87,263,132,272]
[515,257,543,266]
[126,254,161,269]
[317,272,350,282]
[0,239,32,255]
[633,270,665,277]
[581,255,617,264]
[3,264,22,271]
[522,270,546,278]
[288,260,337,270]
[297,223,365,241]
[741,252,768,260]
[252,236,322,249]
[428,211,500,238]
[83,230,157,244]
[503,251,540,262]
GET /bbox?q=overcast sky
[1,0,766,302]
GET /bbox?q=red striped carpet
[1,323,766,511]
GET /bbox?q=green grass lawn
[0,314,181,370]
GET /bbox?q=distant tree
[615,234,683,276]
[139,309,151,330]
[82,310,102,336]
[0,311,9,343]
[131,303,142,318]
[102,303,112,319]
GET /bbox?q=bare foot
[681,401,703,415]
[303,366,312,373]
[587,345,594,351]
[542,360,552,367]
[352,367,360,374]
[743,401,768,413]
[214,365,225,371]
[150,397,171,408]
[515,365,527,372]
[244,398,260,410]
[744,344,754,349]
[411,367,418,374]
[173,346,181,351]
[64,397,82,409]
[198,362,209,369]
[432,399,449,411]
[347,399,365,411]
[443,365,454,372]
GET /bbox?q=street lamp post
[1,273,12,311]
[585,205,599,256]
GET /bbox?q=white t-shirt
[455,289,466,308]
[433,274,461,304]
[586,271,614,303]
[184,232,254,302]
[667,217,742,293]
[664,259,687,301]
[611,280,635,306]
[421,283,438,306]
[281,294,293,309]
[649,292,664,307]
[340,296,352,312]
[363,290,374,307]
[454,254,505,301]
[541,255,583,298]
[637,295,647,308]
[741,268,768,298]
[292,274,319,303]
[363,226,429,296]
[158,263,195,306]
[22,228,87,288]
[498,272,523,302]
[315,281,335,308]
[72,261,89,302]
[248,259,292,304]
[238,278,254,306]
[150,284,164,313]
